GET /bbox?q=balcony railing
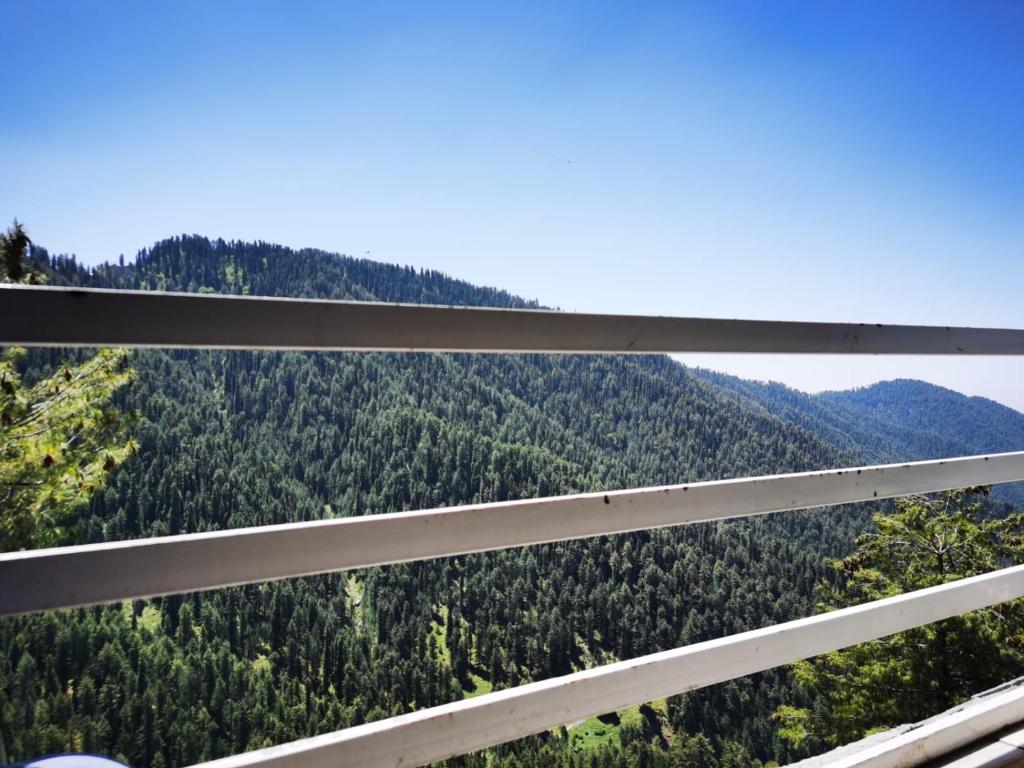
[3,283,1024,768]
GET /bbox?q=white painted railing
[194,565,1024,768]
[4,451,1024,617]
[3,285,1024,768]
[792,681,1024,768]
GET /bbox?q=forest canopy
[1,235,1020,768]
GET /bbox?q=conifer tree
[775,487,1024,748]
[0,221,137,550]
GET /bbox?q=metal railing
[3,283,1024,768]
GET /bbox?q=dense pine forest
[1,236,1013,767]
[695,370,1024,505]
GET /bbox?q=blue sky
[4,1,1023,409]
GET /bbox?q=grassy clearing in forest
[567,699,669,751]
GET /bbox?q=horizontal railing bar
[191,564,1024,768]
[3,452,1023,617]
[822,683,1024,768]
[3,285,1024,354]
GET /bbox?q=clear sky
[4,1,1023,409]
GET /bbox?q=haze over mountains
[3,235,1020,768]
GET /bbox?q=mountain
[820,380,1024,460]
[693,371,1024,505]
[1,235,1009,768]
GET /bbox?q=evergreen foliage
[1,220,34,283]
[695,370,1024,505]
[0,347,137,550]
[774,488,1024,749]
[1,221,136,551]
[2,235,1016,767]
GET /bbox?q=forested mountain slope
[821,380,1024,459]
[1,237,899,767]
[694,371,1024,505]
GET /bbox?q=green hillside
[0,237,898,767]
[694,371,1024,506]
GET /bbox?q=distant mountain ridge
[693,371,1024,504]
[820,379,1024,457]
